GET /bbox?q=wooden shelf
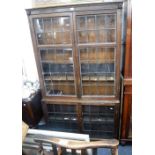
[41,60,73,64]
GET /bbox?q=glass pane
[82,75,89,81]
[56,49,64,61]
[54,32,62,44]
[100,72,115,81]
[37,33,44,45]
[43,73,50,80]
[78,31,87,43]
[87,16,95,29]
[63,31,71,44]
[104,14,116,28]
[63,49,72,61]
[80,48,88,60]
[50,64,73,73]
[98,30,105,42]
[42,63,50,73]
[103,82,114,95]
[43,18,52,32]
[96,63,114,73]
[79,47,115,96]
[88,48,96,60]
[83,85,90,95]
[88,30,96,43]
[34,16,71,45]
[106,29,116,42]
[53,17,62,31]
[81,64,89,73]
[96,15,105,29]
[40,48,73,63]
[63,17,70,30]
[53,17,70,31]
[77,16,86,30]
[48,49,56,61]
[59,84,75,95]
[41,50,76,96]
[90,74,98,81]
[46,82,75,96]
[89,85,97,95]
[44,32,53,44]
[97,48,115,61]
[33,19,43,33]
[96,14,116,29]
[98,29,116,43]
[83,84,98,95]
[40,49,48,61]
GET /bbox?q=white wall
[0,1,38,155]
[22,1,39,82]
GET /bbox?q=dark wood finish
[27,2,122,15]
[81,149,87,155]
[92,148,97,155]
[123,2,132,78]
[120,79,132,143]
[114,104,120,138]
[120,0,132,144]
[71,149,76,155]
[26,1,123,139]
[22,90,43,127]
[61,147,67,154]
[76,103,83,132]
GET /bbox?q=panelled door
[31,13,78,97]
[30,9,121,99]
[74,10,121,98]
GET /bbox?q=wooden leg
[92,148,97,155]
[111,147,118,155]
[81,149,87,155]
[120,140,126,146]
[71,149,76,155]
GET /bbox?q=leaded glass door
[75,11,118,97]
[32,13,77,96]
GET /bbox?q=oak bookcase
[26,1,123,139]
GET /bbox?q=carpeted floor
[98,145,132,155]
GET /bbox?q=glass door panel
[32,13,76,97]
[96,14,116,28]
[78,31,87,43]
[79,47,115,96]
[88,30,97,42]
[40,47,76,96]
[76,12,116,97]
[77,14,116,44]
[77,16,86,30]
[33,16,71,45]
[98,29,116,43]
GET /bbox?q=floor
[98,145,132,155]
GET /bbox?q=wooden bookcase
[120,0,132,144]
[26,1,123,139]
